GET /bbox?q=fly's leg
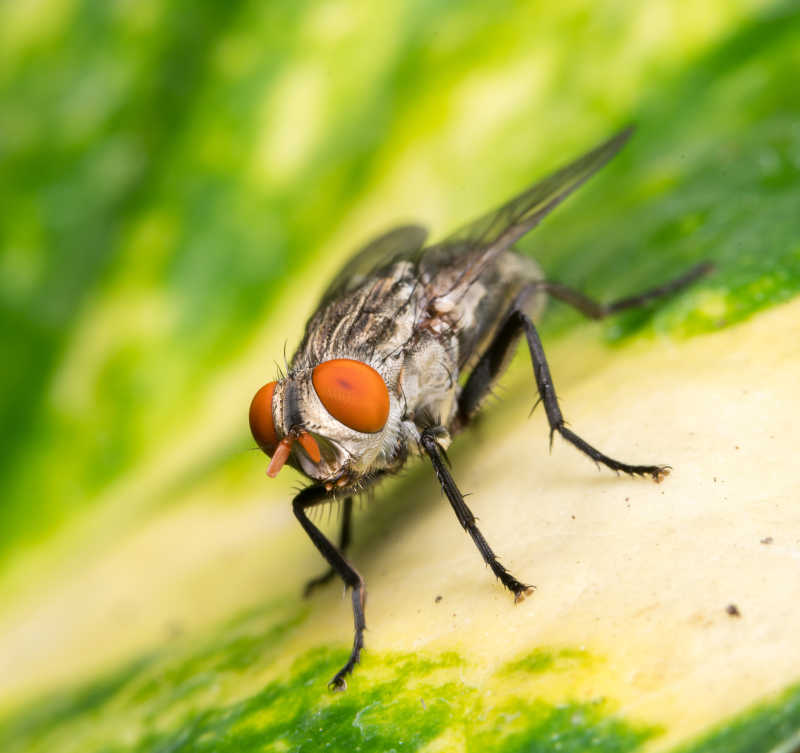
[541,261,713,319]
[293,486,365,690]
[303,497,353,597]
[519,314,670,480]
[420,428,534,602]
[456,262,714,431]
[457,294,669,481]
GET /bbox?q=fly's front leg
[420,428,534,602]
[303,497,353,597]
[293,486,365,690]
[458,296,669,481]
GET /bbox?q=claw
[513,585,536,603]
[653,466,671,483]
[329,675,347,692]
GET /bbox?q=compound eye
[312,359,389,433]
[249,381,278,455]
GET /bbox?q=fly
[248,126,711,689]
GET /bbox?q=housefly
[249,126,711,689]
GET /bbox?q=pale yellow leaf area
[1,297,798,751]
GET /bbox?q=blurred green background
[2,0,800,749]
[3,0,800,572]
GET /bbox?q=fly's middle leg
[420,427,534,602]
[292,486,365,690]
[457,289,669,481]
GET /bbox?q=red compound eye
[249,381,278,455]
[312,359,389,433]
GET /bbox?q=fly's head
[249,358,396,486]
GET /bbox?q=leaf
[1,2,799,751]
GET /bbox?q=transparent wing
[316,127,632,305]
[318,224,428,305]
[422,126,634,268]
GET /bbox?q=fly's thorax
[398,331,460,431]
[290,261,422,373]
[271,358,406,482]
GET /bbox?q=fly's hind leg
[542,261,713,319]
[303,497,353,597]
[293,486,365,690]
[457,287,674,481]
[520,313,670,480]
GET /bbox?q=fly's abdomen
[425,249,546,374]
